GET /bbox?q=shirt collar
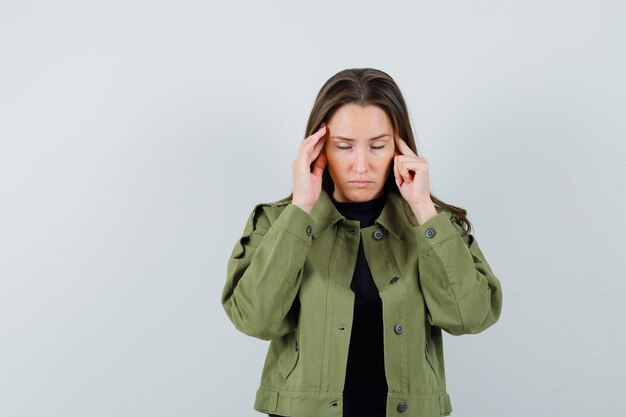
[309,188,409,240]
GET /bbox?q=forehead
[327,104,393,140]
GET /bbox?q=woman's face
[325,104,396,202]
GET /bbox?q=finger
[399,159,427,181]
[309,136,326,163]
[312,151,327,177]
[393,155,403,186]
[394,135,416,157]
[304,125,327,144]
[300,126,327,154]
[393,155,399,182]
[395,155,411,182]
[395,157,414,182]
[393,140,402,157]
[401,165,413,182]
[399,158,427,171]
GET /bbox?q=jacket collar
[309,188,410,240]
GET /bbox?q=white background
[1,1,625,416]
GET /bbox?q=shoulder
[242,195,294,236]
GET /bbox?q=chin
[341,188,384,202]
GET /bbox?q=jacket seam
[256,385,448,397]
[320,227,339,392]
[419,231,458,255]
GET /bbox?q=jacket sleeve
[221,203,314,341]
[415,210,503,336]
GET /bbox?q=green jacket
[222,188,503,417]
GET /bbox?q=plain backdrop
[1,1,625,416]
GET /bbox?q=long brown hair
[279,68,472,236]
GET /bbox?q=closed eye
[337,145,386,150]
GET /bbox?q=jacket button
[306,225,313,236]
[389,276,399,284]
[425,228,436,238]
[397,401,408,412]
[394,324,404,334]
[372,229,383,240]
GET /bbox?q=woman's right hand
[291,123,328,214]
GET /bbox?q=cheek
[326,152,347,169]
[374,150,395,168]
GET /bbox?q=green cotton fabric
[222,188,503,417]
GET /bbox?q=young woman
[222,68,503,417]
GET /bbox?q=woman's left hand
[393,136,435,210]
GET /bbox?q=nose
[354,148,368,174]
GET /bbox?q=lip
[350,180,373,187]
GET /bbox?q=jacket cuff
[272,203,315,245]
[414,211,459,252]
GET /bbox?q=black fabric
[268,191,389,417]
[333,191,388,417]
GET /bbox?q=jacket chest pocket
[277,327,300,379]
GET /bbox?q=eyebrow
[329,134,391,141]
